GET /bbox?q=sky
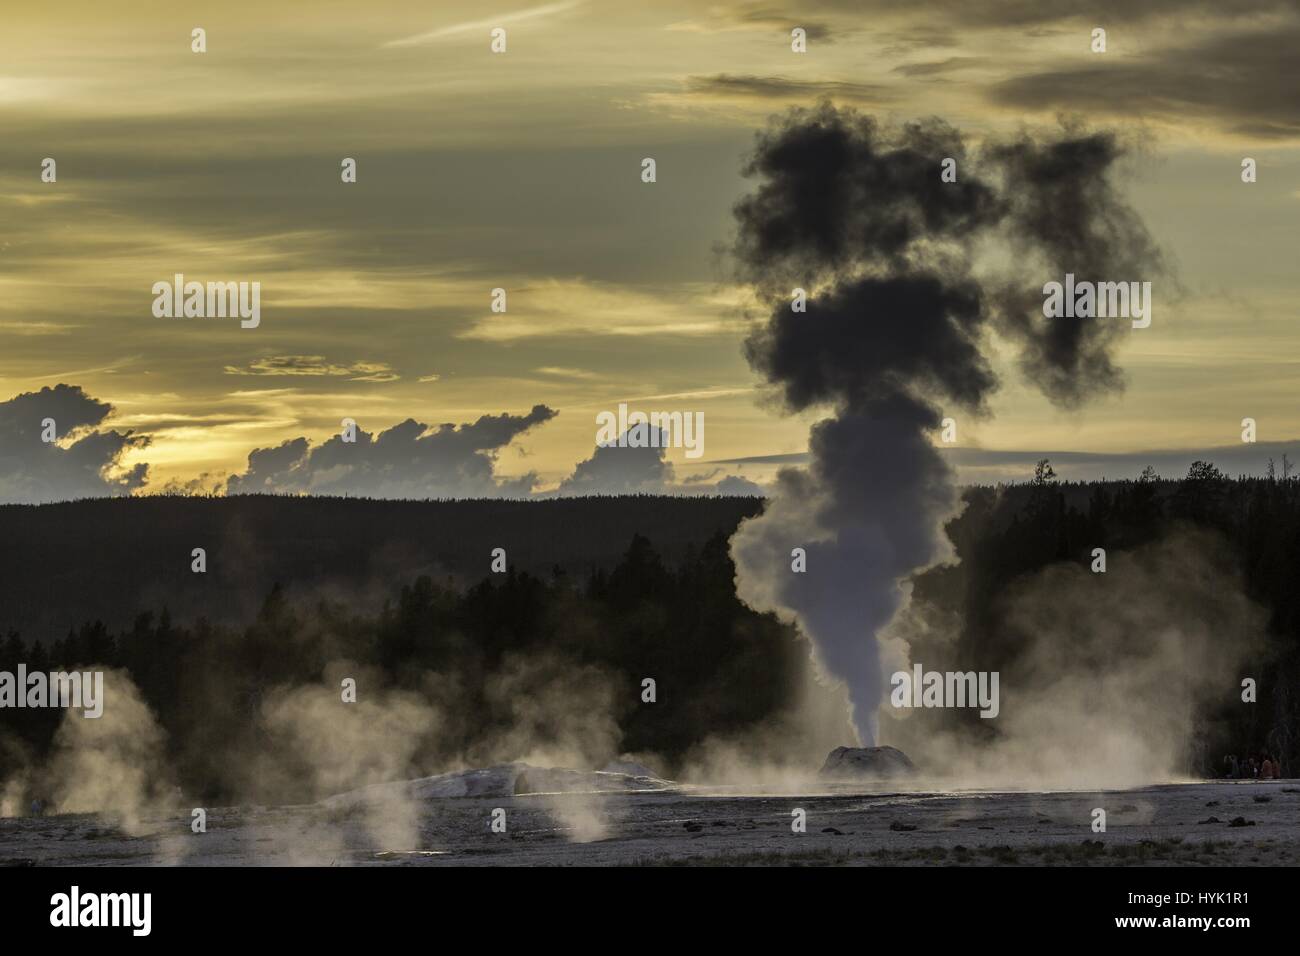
[1,0,1297,500]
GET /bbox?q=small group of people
[1223,753,1283,779]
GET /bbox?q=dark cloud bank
[992,23,1300,141]
[0,390,754,503]
[0,385,148,504]
[224,405,559,499]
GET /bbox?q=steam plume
[729,104,1166,743]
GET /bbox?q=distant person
[1225,754,1240,779]
[29,798,44,817]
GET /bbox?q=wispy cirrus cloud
[0,320,82,336]
[666,4,836,41]
[455,279,747,341]
[384,0,583,48]
[990,23,1300,140]
[891,56,990,77]
[223,356,400,383]
[534,366,602,380]
[674,73,890,106]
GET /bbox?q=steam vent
[820,746,917,779]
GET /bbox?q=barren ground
[3,778,1298,866]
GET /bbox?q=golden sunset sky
[1,0,1297,494]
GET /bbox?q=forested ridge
[1,463,1297,799]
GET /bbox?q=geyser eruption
[728,104,1165,744]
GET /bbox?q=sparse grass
[982,844,1020,864]
[632,847,857,866]
[629,834,1279,867]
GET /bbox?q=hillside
[0,494,762,640]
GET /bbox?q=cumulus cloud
[554,430,766,497]
[3,385,759,502]
[225,405,558,498]
[714,474,765,496]
[0,384,149,504]
[555,428,676,496]
[678,468,767,496]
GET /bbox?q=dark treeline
[0,494,763,641]
[1,463,1298,800]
